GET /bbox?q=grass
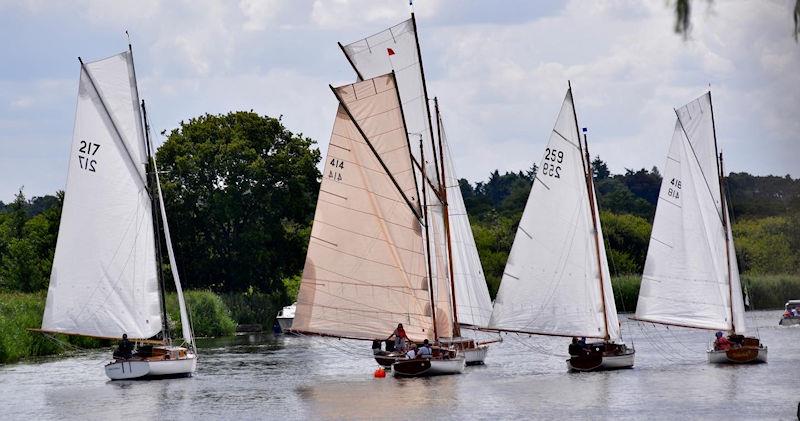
[611,273,800,312]
[0,291,107,364]
[1,289,237,364]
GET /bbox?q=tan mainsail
[294,75,447,341]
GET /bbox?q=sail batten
[635,92,745,334]
[489,89,620,341]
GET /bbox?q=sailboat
[633,92,767,364]
[488,84,635,372]
[291,72,465,377]
[33,47,197,379]
[338,13,494,366]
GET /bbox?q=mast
[708,91,735,333]
[420,137,438,340]
[140,99,170,342]
[410,12,442,191]
[568,81,611,341]
[435,97,460,337]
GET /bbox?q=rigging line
[316,196,419,231]
[674,108,725,224]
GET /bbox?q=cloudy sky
[1,0,798,201]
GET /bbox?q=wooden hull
[105,353,197,380]
[374,353,404,367]
[707,347,768,364]
[567,350,635,372]
[391,357,465,377]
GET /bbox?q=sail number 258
[542,148,563,178]
[77,140,100,173]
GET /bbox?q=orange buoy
[373,367,386,378]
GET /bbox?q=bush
[611,275,641,313]
[733,217,797,274]
[166,290,236,338]
[220,288,284,330]
[0,291,105,364]
[743,274,800,310]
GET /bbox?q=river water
[1,310,798,420]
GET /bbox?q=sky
[1,0,798,201]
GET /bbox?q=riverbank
[0,289,257,364]
[611,273,800,311]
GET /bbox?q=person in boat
[713,331,731,351]
[405,344,418,359]
[114,333,134,360]
[388,323,409,351]
[569,337,582,356]
[418,339,433,358]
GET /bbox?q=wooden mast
[708,91,735,334]
[420,137,438,341]
[568,81,611,341]
[435,97,460,337]
[410,12,442,191]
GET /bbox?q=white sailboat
[633,92,767,364]
[35,47,197,379]
[488,84,634,372]
[291,73,464,377]
[338,13,494,365]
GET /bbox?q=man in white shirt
[405,344,417,359]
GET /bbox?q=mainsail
[635,93,746,333]
[340,15,439,189]
[489,89,621,341]
[438,113,493,328]
[293,74,451,341]
[42,52,162,340]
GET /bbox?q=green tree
[155,112,321,294]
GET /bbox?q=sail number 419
[77,140,100,173]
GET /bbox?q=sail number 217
[542,148,563,178]
[77,140,100,173]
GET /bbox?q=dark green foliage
[155,112,321,293]
[220,289,284,330]
[166,290,236,338]
[611,275,641,312]
[600,212,652,275]
[734,217,798,274]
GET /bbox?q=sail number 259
[77,140,100,173]
[542,148,563,178]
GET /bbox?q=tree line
[1,112,798,303]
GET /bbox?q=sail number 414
[328,158,344,182]
[77,140,100,173]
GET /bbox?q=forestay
[635,93,746,333]
[294,75,447,341]
[341,17,439,188]
[42,52,162,340]
[439,116,493,328]
[489,90,620,341]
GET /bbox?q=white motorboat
[438,337,489,365]
[779,300,800,326]
[276,303,296,332]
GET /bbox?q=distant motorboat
[779,300,800,326]
[276,303,296,333]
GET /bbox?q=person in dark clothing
[569,337,582,356]
[114,333,134,360]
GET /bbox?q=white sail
[153,157,193,346]
[293,75,445,341]
[42,52,162,340]
[439,117,493,328]
[636,93,745,333]
[489,90,620,341]
[341,16,439,188]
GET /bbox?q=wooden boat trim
[28,328,165,344]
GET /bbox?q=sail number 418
[667,178,681,198]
